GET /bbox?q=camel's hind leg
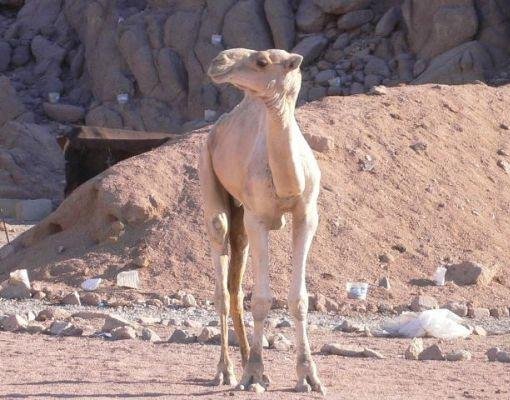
[199,145,236,387]
[228,202,250,366]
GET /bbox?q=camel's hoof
[237,364,270,392]
[296,359,326,395]
[213,369,237,387]
[295,379,326,395]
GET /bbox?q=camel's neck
[263,94,305,198]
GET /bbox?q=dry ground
[1,330,509,400]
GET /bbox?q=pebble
[80,292,102,306]
[49,320,83,336]
[268,333,292,351]
[410,295,438,312]
[378,276,391,289]
[445,350,471,361]
[418,344,444,361]
[62,291,81,306]
[333,320,365,333]
[182,294,197,308]
[111,326,137,340]
[102,315,138,332]
[405,338,423,360]
[36,308,71,322]
[276,319,292,328]
[378,253,394,264]
[198,326,220,344]
[169,329,197,344]
[486,347,501,361]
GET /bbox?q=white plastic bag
[383,309,472,340]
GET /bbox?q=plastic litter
[117,93,129,105]
[434,266,447,286]
[383,309,472,340]
[116,270,139,289]
[211,34,222,45]
[81,278,102,291]
[346,282,368,300]
[48,92,60,104]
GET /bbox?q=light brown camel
[199,48,324,395]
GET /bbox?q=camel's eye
[256,59,268,68]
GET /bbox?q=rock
[473,325,487,336]
[486,347,501,362]
[223,0,273,51]
[62,291,81,306]
[198,326,221,344]
[276,319,292,329]
[410,141,428,152]
[413,41,493,85]
[334,320,364,333]
[249,383,265,394]
[405,338,423,360]
[269,333,293,351]
[264,0,295,51]
[413,59,427,77]
[379,253,394,263]
[32,290,46,300]
[402,0,479,60]
[418,344,444,361]
[14,199,53,221]
[365,56,390,78]
[80,292,102,306]
[292,35,329,66]
[337,10,374,31]
[49,320,83,337]
[81,278,102,291]
[116,270,140,289]
[307,85,327,101]
[445,301,468,317]
[321,343,384,358]
[27,322,46,334]
[0,40,12,72]
[72,311,109,320]
[303,132,335,153]
[42,103,85,123]
[36,308,71,322]
[410,295,439,312]
[445,350,471,362]
[445,261,495,286]
[182,294,197,308]
[490,307,510,319]
[315,69,337,85]
[369,85,387,95]
[169,329,197,344]
[11,45,31,67]
[141,327,161,342]
[183,319,202,329]
[496,351,510,363]
[31,35,65,77]
[497,159,510,174]
[350,82,365,95]
[378,276,391,289]
[2,314,28,332]
[0,271,31,299]
[296,0,326,33]
[313,0,372,15]
[111,326,137,340]
[102,315,137,332]
[375,7,400,38]
[133,255,149,268]
[500,123,509,130]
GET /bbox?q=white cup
[346,282,369,300]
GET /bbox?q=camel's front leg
[289,206,326,395]
[238,211,271,392]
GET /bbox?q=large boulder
[445,261,496,286]
[0,77,29,127]
[313,0,372,14]
[223,0,273,50]
[264,0,295,50]
[413,41,494,84]
[0,122,64,202]
[476,0,510,65]
[296,0,326,33]
[292,34,329,66]
[402,0,479,60]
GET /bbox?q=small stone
[198,326,221,344]
[276,319,292,329]
[470,308,490,319]
[369,85,388,95]
[497,159,510,174]
[183,319,202,329]
[379,253,394,264]
[410,141,427,152]
[499,123,509,130]
[249,383,265,394]
[32,290,47,300]
[269,333,292,351]
[334,320,365,333]
[473,326,487,336]
[490,307,509,318]
[410,295,438,312]
[111,326,137,340]
[57,245,65,253]
[141,327,161,342]
[62,291,81,306]
[80,292,102,306]
[26,322,46,334]
[2,314,28,332]
[378,276,391,289]
[49,320,83,336]
[405,338,423,360]
[168,329,197,344]
[182,294,197,308]
[445,261,495,286]
[497,148,509,156]
[43,102,85,123]
[486,347,501,361]
[133,255,149,268]
[496,351,510,363]
[418,344,444,361]
[445,301,468,317]
[363,348,385,359]
[445,350,471,362]
[36,308,71,322]
[102,315,137,332]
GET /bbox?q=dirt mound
[2,83,510,308]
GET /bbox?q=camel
[199,48,324,395]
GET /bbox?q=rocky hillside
[2,84,509,310]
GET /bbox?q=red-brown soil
[0,330,509,399]
[2,83,510,309]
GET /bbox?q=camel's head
[208,48,303,100]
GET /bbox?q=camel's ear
[285,54,303,71]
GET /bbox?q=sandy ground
[0,330,509,400]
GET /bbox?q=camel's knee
[288,295,308,322]
[251,296,272,322]
[208,212,229,245]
